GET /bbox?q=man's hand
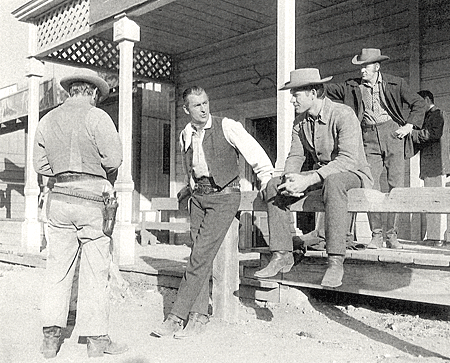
[278,172,320,197]
[393,123,413,139]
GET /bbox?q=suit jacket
[325,72,426,159]
[284,97,373,188]
[411,106,450,178]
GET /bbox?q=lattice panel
[37,0,90,52]
[46,36,173,82]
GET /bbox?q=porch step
[243,256,450,307]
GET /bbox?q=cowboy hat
[60,72,110,101]
[279,68,333,90]
[351,48,390,65]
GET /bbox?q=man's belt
[55,172,104,183]
[51,186,104,203]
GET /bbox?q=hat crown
[290,68,322,83]
[360,48,382,60]
[279,68,333,90]
[352,48,389,65]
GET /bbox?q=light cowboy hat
[60,72,110,101]
[351,48,390,65]
[279,68,333,90]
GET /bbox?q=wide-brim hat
[280,68,333,90]
[60,72,110,101]
[352,48,390,65]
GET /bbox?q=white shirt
[180,114,274,189]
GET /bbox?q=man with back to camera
[326,48,425,249]
[254,68,373,288]
[152,86,274,338]
[34,71,127,358]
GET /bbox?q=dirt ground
[1,261,450,363]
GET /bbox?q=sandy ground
[1,261,450,363]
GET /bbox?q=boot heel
[281,263,294,273]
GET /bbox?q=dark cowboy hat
[280,68,333,90]
[351,48,390,65]
[60,72,110,101]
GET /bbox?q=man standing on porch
[34,72,128,358]
[152,86,273,338]
[325,48,425,249]
[254,69,373,288]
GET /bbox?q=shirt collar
[182,114,212,151]
[306,100,325,124]
[362,72,382,87]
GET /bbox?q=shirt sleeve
[222,118,274,189]
[33,120,53,176]
[92,110,123,174]
[284,122,307,175]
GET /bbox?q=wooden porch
[2,239,450,308]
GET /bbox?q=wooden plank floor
[2,241,450,306]
[244,241,450,306]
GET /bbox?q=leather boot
[41,326,61,359]
[367,232,383,249]
[386,233,402,249]
[174,312,209,339]
[86,335,128,358]
[254,251,294,278]
[151,313,184,338]
[321,255,345,288]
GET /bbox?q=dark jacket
[325,72,426,159]
[411,106,450,178]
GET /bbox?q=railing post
[212,217,240,322]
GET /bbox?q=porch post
[408,0,422,241]
[275,0,295,174]
[113,15,140,265]
[22,20,45,254]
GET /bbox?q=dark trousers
[170,191,241,320]
[266,172,362,256]
[362,120,404,235]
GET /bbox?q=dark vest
[184,116,240,188]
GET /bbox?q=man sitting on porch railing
[254,69,373,288]
[152,86,273,339]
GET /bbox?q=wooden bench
[140,187,450,322]
[140,197,190,245]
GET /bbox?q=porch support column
[408,0,422,240]
[113,15,140,265]
[275,0,296,174]
[22,20,45,254]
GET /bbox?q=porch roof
[12,0,340,65]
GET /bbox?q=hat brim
[279,76,333,90]
[60,74,110,101]
[351,55,390,65]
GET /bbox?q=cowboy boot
[321,254,345,288]
[366,231,384,249]
[41,326,61,359]
[86,335,128,358]
[174,312,209,339]
[152,313,184,338]
[254,251,294,278]
[386,232,402,249]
